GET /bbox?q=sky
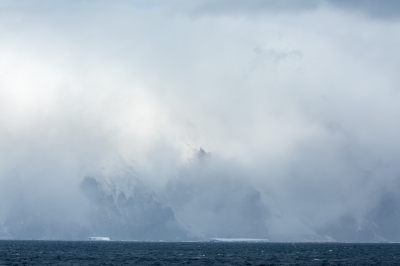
[1,0,400,239]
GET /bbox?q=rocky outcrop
[81,176,188,240]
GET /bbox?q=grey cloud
[326,0,400,20]
[177,0,320,17]
[176,0,400,20]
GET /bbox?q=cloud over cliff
[1,0,400,241]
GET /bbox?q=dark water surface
[1,241,400,265]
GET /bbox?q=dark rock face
[0,175,187,240]
[316,215,377,242]
[365,193,400,241]
[164,153,270,240]
[316,193,400,242]
[166,177,270,239]
[81,176,187,240]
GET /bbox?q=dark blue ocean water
[1,241,400,265]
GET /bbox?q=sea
[1,241,400,265]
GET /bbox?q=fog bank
[1,1,400,241]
